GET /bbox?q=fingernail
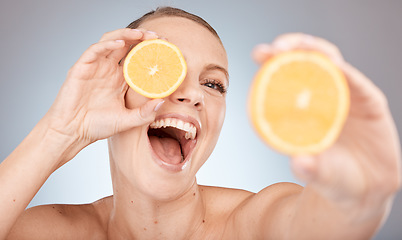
[115,39,124,43]
[131,29,142,32]
[302,34,315,45]
[255,44,271,53]
[293,155,314,178]
[147,31,157,35]
[332,57,344,67]
[154,100,165,112]
[275,41,291,50]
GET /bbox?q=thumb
[118,99,164,131]
[290,155,317,183]
[251,43,274,65]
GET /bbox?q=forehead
[138,16,228,69]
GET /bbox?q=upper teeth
[150,118,197,140]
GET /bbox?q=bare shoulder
[7,196,113,240]
[200,182,302,212]
[218,182,303,239]
[199,185,255,211]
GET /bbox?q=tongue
[149,136,182,164]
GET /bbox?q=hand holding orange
[249,35,401,225]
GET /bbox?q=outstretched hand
[252,33,401,217]
[43,29,164,156]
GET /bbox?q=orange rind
[248,50,350,155]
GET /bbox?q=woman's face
[109,16,228,200]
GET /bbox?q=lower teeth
[180,154,185,163]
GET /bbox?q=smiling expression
[108,16,228,200]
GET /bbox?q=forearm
[0,119,82,238]
[286,185,391,240]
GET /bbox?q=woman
[1,7,400,239]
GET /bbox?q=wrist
[304,185,391,224]
[33,118,87,168]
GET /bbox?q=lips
[147,115,199,171]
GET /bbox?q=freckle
[130,200,133,204]
[13,199,16,202]
[154,220,158,224]
[144,227,147,231]
[58,211,62,214]
[193,193,196,196]
[201,189,204,191]
[52,206,55,209]
[202,219,205,223]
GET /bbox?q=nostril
[175,97,203,108]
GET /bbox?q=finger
[100,28,144,62]
[100,28,144,43]
[140,29,159,40]
[107,29,159,62]
[341,62,384,101]
[272,33,345,65]
[290,155,317,183]
[251,43,275,65]
[100,28,159,42]
[77,40,125,64]
[118,99,165,131]
[290,154,346,201]
[291,145,368,204]
[341,62,388,117]
[290,150,348,188]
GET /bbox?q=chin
[109,113,217,201]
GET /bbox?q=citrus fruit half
[248,50,350,155]
[123,39,187,98]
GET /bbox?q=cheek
[207,98,226,134]
[198,98,225,162]
[125,88,149,109]
[216,103,226,130]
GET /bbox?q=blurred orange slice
[123,39,187,98]
[248,50,350,155]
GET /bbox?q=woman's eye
[203,79,227,94]
[204,82,217,89]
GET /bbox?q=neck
[108,180,205,239]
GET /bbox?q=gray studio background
[1,0,401,239]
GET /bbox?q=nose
[169,76,204,111]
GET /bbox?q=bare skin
[1,16,401,240]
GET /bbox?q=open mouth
[148,117,198,171]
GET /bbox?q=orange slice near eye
[123,39,187,98]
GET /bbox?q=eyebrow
[205,64,230,83]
